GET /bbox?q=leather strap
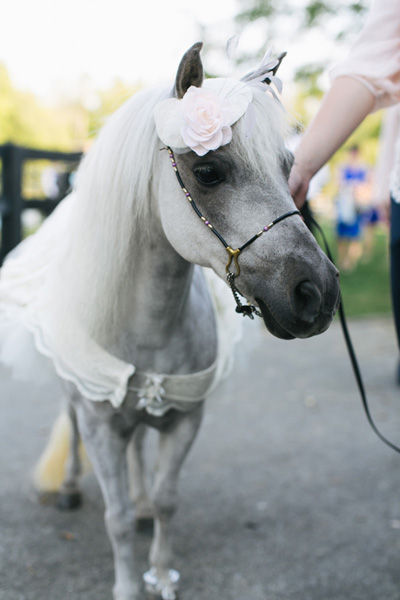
[309,214,400,455]
[127,361,217,417]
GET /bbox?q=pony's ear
[241,50,287,86]
[174,42,204,99]
[271,51,287,76]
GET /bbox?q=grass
[315,221,391,318]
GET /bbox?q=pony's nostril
[292,280,322,323]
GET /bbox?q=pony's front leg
[145,405,204,600]
[127,424,154,528]
[75,402,140,600]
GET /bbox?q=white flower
[154,78,253,156]
[179,86,233,156]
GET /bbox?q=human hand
[288,163,311,209]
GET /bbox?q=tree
[235,1,367,42]
[0,64,140,152]
[0,63,86,150]
[198,1,367,92]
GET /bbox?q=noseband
[167,147,301,319]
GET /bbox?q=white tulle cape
[0,195,241,407]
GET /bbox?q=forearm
[295,76,375,179]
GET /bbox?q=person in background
[335,145,370,271]
[289,0,400,381]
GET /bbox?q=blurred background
[0,0,389,317]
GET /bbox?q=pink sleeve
[330,0,400,111]
[373,106,400,202]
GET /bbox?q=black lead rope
[308,215,400,455]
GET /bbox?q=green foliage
[234,0,368,91]
[293,64,325,105]
[317,223,391,317]
[236,0,280,22]
[87,79,140,138]
[350,1,365,13]
[0,64,140,152]
[0,64,82,150]
[304,2,335,27]
[236,0,368,36]
[302,1,365,27]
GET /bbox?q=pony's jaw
[255,286,339,340]
[255,298,296,339]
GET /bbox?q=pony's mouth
[255,298,295,340]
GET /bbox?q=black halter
[167,147,301,318]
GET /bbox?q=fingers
[288,167,309,209]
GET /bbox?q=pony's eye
[194,165,224,186]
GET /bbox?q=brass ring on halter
[225,247,241,277]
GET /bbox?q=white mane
[51,86,171,345]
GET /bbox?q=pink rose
[153,78,253,155]
[180,86,233,156]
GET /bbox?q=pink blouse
[330,0,400,111]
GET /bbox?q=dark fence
[0,144,82,264]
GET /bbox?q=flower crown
[154,44,286,157]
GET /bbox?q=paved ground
[1,315,400,600]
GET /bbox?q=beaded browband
[167,147,301,319]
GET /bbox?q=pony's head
[153,43,340,339]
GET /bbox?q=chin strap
[226,272,262,319]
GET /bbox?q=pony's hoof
[143,567,180,600]
[136,517,154,534]
[57,491,82,510]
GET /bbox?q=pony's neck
[129,233,192,341]
[116,225,217,375]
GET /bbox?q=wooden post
[0,144,82,265]
[1,143,23,264]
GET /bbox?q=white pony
[0,43,339,599]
